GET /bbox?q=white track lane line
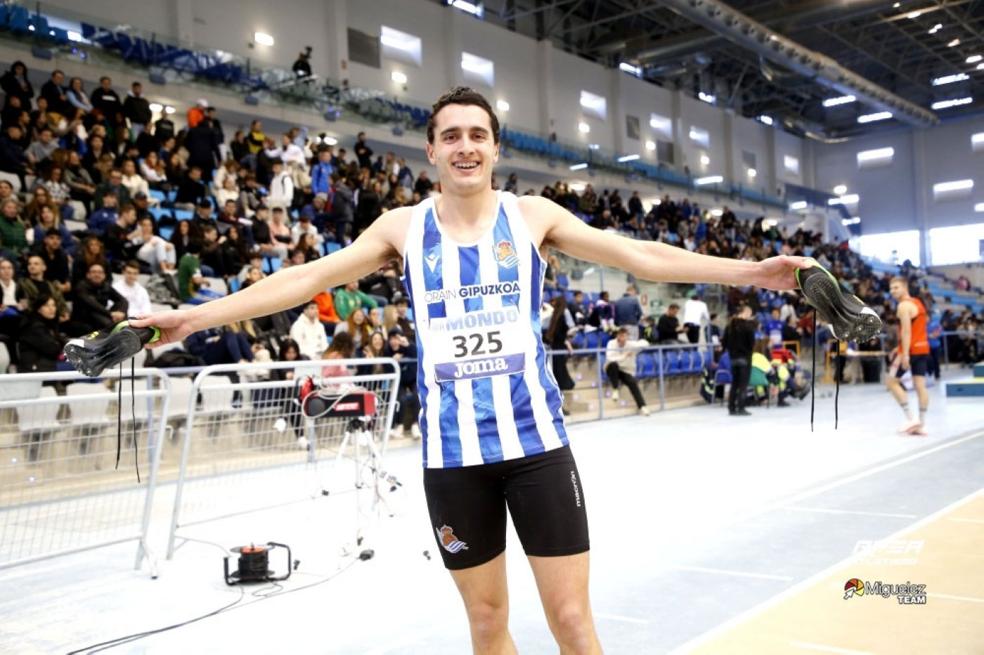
[671,565,794,582]
[780,507,918,519]
[789,640,874,655]
[670,488,983,654]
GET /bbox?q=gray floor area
[1,372,981,654]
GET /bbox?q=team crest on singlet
[495,239,519,268]
[436,525,469,553]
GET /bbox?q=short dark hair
[426,87,500,145]
[124,259,141,271]
[668,303,680,310]
[616,326,629,336]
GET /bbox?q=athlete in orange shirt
[887,276,930,435]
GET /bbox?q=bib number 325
[452,331,503,358]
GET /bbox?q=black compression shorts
[423,445,590,570]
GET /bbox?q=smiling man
[135,87,809,654]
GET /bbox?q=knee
[550,602,594,645]
[466,600,509,643]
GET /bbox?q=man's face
[100,78,111,90]
[109,171,122,186]
[189,168,201,181]
[44,234,60,251]
[668,306,678,317]
[304,304,318,320]
[345,281,358,292]
[124,266,139,285]
[27,257,45,277]
[103,195,118,209]
[426,104,498,195]
[616,332,628,346]
[53,72,64,85]
[121,210,136,226]
[740,307,753,320]
[39,130,52,144]
[223,201,236,216]
[132,84,141,96]
[197,205,212,219]
[889,280,906,300]
[0,260,12,281]
[203,228,217,243]
[395,302,407,317]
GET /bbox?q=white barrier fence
[165,359,400,559]
[0,369,171,572]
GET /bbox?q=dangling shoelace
[809,311,840,433]
[114,360,141,483]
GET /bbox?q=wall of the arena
[812,114,984,236]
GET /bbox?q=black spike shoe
[64,321,161,377]
[796,261,882,342]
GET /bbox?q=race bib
[429,307,526,383]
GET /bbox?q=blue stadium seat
[173,209,193,221]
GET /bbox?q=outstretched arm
[131,208,408,345]
[524,196,810,291]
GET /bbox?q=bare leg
[449,552,518,655]
[528,552,603,655]
[885,375,908,407]
[912,375,929,421]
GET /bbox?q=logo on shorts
[436,525,469,553]
[495,240,519,268]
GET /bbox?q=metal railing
[165,359,399,559]
[0,368,171,573]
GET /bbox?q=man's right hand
[900,353,910,370]
[130,308,196,347]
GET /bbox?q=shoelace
[114,359,141,483]
[808,311,839,433]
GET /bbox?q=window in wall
[688,126,709,147]
[460,52,494,87]
[858,230,921,266]
[856,147,894,169]
[929,223,984,265]
[380,26,422,66]
[973,132,984,153]
[650,113,672,138]
[783,154,800,175]
[932,179,974,201]
[625,115,640,140]
[657,140,674,165]
[348,28,380,68]
[579,91,607,120]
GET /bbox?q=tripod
[334,416,401,558]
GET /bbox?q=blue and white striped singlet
[402,191,568,469]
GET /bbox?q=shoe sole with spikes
[795,261,882,342]
[64,321,161,378]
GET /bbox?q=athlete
[131,88,813,654]
[886,276,930,435]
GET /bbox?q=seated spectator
[175,166,208,208]
[357,330,388,376]
[66,77,93,115]
[312,290,341,335]
[87,190,119,233]
[102,203,139,264]
[588,290,614,331]
[0,257,20,340]
[176,240,223,304]
[604,327,650,415]
[321,330,355,377]
[219,225,250,275]
[132,216,176,274]
[383,328,421,439]
[113,259,152,317]
[334,280,378,320]
[332,306,374,350]
[391,293,415,340]
[17,254,69,320]
[71,262,128,334]
[290,301,329,360]
[291,212,322,249]
[169,219,200,262]
[93,168,131,209]
[184,324,255,366]
[119,158,149,199]
[657,303,684,343]
[33,227,71,293]
[215,177,240,208]
[0,198,28,258]
[26,126,58,167]
[0,124,29,188]
[269,207,292,248]
[37,166,75,218]
[764,307,785,346]
[251,205,288,260]
[193,198,215,231]
[18,295,69,373]
[139,151,167,190]
[64,150,96,212]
